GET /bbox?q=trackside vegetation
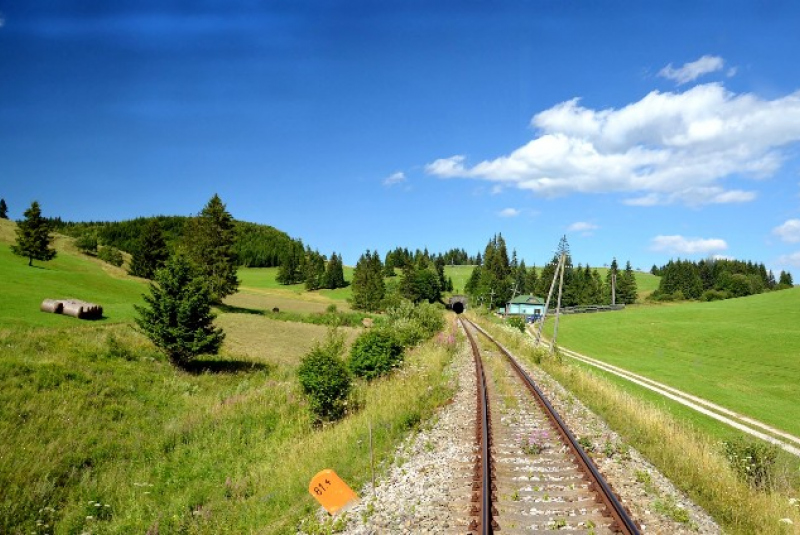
[473,315,800,534]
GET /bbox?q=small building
[505,295,546,319]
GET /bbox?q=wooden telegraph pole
[534,253,564,347]
[550,252,566,355]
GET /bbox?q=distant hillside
[49,216,299,268]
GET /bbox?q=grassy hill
[593,267,661,299]
[0,218,456,533]
[543,288,800,436]
[0,219,147,327]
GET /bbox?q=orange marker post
[308,469,359,515]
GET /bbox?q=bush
[722,438,778,490]
[75,233,98,255]
[701,289,728,302]
[507,316,526,333]
[348,329,404,380]
[98,245,124,267]
[385,300,444,347]
[297,332,351,421]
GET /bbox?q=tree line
[463,234,638,309]
[47,214,299,269]
[650,258,794,301]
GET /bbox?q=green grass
[544,289,800,436]
[0,220,146,327]
[593,267,661,298]
[444,264,476,295]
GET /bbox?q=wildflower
[86,516,93,521]
[779,518,793,525]
[790,497,798,507]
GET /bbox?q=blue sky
[2,2,800,272]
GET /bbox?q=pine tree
[128,219,168,279]
[184,195,239,302]
[277,240,304,285]
[525,265,539,296]
[134,254,224,367]
[11,201,57,266]
[0,198,8,219]
[779,271,794,286]
[351,250,385,312]
[619,261,638,304]
[323,252,346,289]
[304,249,326,290]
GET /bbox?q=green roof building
[505,294,546,317]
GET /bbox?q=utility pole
[489,288,496,313]
[550,253,566,354]
[507,282,519,317]
[611,271,617,306]
[534,253,564,347]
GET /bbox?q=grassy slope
[593,267,661,298]
[444,264,475,295]
[544,290,800,436]
[0,219,146,327]
[0,220,458,533]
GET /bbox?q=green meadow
[592,267,661,299]
[0,220,146,327]
[0,221,457,534]
[543,289,800,436]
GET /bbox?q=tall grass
[474,316,800,534]
[0,314,457,534]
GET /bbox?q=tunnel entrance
[452,302,464,314]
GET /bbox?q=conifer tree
[0,198,8,219]
[525,265,539,295]
[779,270,794,286]
[11,201,57,266]
[351,250,385,311]
[134,254,224,367]
[129,219,169,279]
[304,249,326,290]
[277,240,305,285]
[323,252,346,289]
[184,194,239,302]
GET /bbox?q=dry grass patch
[224,291,334,314]
[217,313,359,368]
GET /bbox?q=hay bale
[62,300,86,319]
[61,300,103,320]
[40,299,64,314]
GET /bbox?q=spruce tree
[277,241,304,285]
[11,201,57,266]
[184,194,239,301]
[134,254,224,367]
[0,198,8,219]
[525,265,539,296]
[779,271,794,286]
[304,249,326,290]
[323,252,346,289]
[128,219,168,279]
[351,250,385,312]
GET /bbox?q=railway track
[460,317,640,535]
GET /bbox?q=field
[543,289,800,437]
[593,267,661,299]
[0,219,146,327]
[0,221,458,534]
[444,264,476,295]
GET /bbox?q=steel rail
[459,318,495,535]
[465,318,641,535]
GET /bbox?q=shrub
[348,329,404,380]
[385,300,444,347]
[75,232,98,255]
[297,332,351,421]
[701,289,728,302]
[507,316,526,333]
[722,438,778,490]
[98,245,124,267]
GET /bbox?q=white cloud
[567,221,598,234]
[498,208,520,218]
[650,235,728,255]
[659,55,725,85]
[776,251,800,268]
[772,219,800,243]
[425,82,800,206]
[383,171,406,186]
